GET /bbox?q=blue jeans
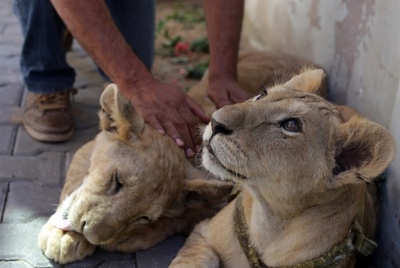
[13,0,155,93]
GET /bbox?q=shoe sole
[24,124,74,143]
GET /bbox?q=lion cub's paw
[38,216,96,264]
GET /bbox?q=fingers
[147,109,198,158]
[145,114,166,135]
[185,96,210,123]
[229,89,249,104]
[208,82,249,108]
[209,89,232,108]
[179,104,204,154]
[162,119,192,150]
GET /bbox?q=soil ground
[152,0,209,91]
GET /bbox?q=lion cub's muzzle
[211,118,233,137]
[203,110,249,181]
[205,117,233,158]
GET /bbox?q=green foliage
[186,61,209,80]
[166,0,205,25]
[162,32,182,48]
[190,37,209,53]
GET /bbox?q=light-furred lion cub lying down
[38,83,234,264]
[170,69,395,268]
[38,51,308,264]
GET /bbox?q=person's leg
[13,0,75,93]
[13,0,75,142]
[105,0,156,71]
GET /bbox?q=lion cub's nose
[211,118,233,135]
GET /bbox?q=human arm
[50,0,209,157]
[203,0,248,107]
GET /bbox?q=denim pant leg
[13,0,75,93]
[105,0,156,71]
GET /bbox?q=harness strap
[353,218,378,256]
[233,192,377,268]
[234,193,267,268]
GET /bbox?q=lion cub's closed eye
[107,170,123,195]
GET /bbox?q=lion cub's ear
[329,109,395,188]
[99,83,144,139]
[284,68,327,97]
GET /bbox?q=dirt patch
[152,0,209,91]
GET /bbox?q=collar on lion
[233,192,377,268]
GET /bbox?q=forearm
[50,0,209,155]
[50,0,153,96]
[203,0,244,81]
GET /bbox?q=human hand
[123,79,209,158]
[207,77,248,108]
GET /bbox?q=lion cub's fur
[170,69,395,267]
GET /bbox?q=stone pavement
[0,1,185,267]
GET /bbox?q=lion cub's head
[58,84,230,250]
[203,69,395,207]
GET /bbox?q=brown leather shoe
[23,89,76,142]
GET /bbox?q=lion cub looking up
[170,69,395,268]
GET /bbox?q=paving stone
[0,6,12,16]
[0,68,22,83]
[0,261,34,268]
[3,181,61,223]
[0,34,24,45]
[3,25,22,36]
[136,235,186,268]
[0,126,15,155]
[0,106,23,125]
[14,127,98,156]
[0,25,5,35]
[74,75,105,93]
[0,57,20,71]
[0,152,65,186]
[65,250,134,268]
[74,86,105,108]
[0,16,19,24]
[0,83,23,106]
[98,259,136,268]
[0,44,20,57]
[0,182,8,221]
[73,105,100,130]
[0,217,57,268]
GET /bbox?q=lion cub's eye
[135,216,151,225]
[281,118,302,133]
[111,171,123,194]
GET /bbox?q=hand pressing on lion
[121,78,210,158]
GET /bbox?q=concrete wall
[242,0,399,266]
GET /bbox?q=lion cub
[38,84,233,264]
[170,69,395,267]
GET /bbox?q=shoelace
[36,89,77,111]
